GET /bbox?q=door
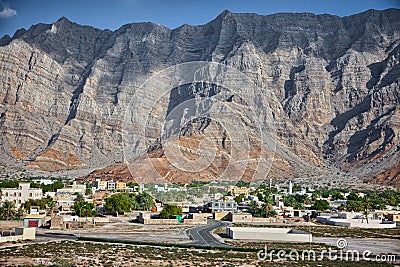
[28,220,39,227]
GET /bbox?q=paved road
[186,219,231,247]
[34,232,78,243]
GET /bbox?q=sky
[0,0,399,37]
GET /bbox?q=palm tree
[262,195,275,217]
[303,195,312,205]
[74,193,85,204]
[249,200,259,215]
[16,207,25,220]
[46,200,57,216]
[1,201,16,220]
[362,196,371,224]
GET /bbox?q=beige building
[0,182,43,208]
[93,179,108,191]
[56,181,86,195]
[229,186,249,195]
[116,181,127,191]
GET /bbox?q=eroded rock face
[0,9,399,185]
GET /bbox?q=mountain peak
[56,16,72,24]
[217,9,233,18]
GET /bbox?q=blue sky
[0,0,399,37]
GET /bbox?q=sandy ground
[77,222,192,243]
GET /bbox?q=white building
[317,212,397,228]
[56,181,85,196]
[31,179,54,185]
[209,200,238,212]
[0,182,43,208]
[107,180,116,191]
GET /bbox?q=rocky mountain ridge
[0,9,399,186]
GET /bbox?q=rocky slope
[0,9,399,185]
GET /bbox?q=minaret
[288,180,293,195]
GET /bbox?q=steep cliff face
[0,9,399,185]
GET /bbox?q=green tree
[159,204,182,219]
[235,181,250,187]
[347,192,360,201]
[283,195,297,207]
[46,199,58,216]
[127,182,138,189]
[311,200,329,211]
[361,196,371,224]
[32,181,64,193]
[74,201,94,217]
[267,210,277,217]
[0,201,16,220]
[73,193,94,217]
[234,194,246,204]
[15,207,25,220]
[346,200,363,212]
[74,193,85,203]
[135,192,154,211]
[263,194,275,217]
[0,180,19,188]
[23,197,53,210]
[249,200,259,215]
[331,191,344,200]
[104,193,132,213]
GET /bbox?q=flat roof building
[0,183,43,208]
[209,200,238,213]
[116,181,126,191]
[226,227,312,243]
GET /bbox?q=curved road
[186,219,231,247]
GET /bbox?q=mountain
[0,9,399,186]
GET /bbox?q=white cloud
[0,6,17,19]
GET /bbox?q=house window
[18,192,21,197]
[18,200,21,204]
[5,192,8,197]
[13,192,17,197]
[30,193,33,197]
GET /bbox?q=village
[0,177,398,247]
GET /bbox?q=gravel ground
[314,237,400,255]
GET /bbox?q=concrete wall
[251,217,282,223]
[15,227,36,240]
[50,216,65,229]
[226,227,312,243]
[184,213,207,224]
[0,227,35,243]
[0,220,23,229]
[141,219,179,225]
[229,213,253,223]
[214,212,230,221]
